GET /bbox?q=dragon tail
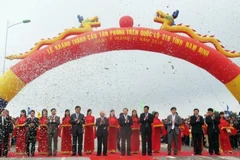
[169,25,240,58]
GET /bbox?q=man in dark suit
[47,108,60,156]
[70,106,85,156]
[96,111,109,156]
[5,110,14,148]
[25,110,39,157]
[119,108,133,156]
[140,106,154,156]
[0,109,13,157]
[190,108,204,155]
[205,108,220,155]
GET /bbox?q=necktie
[172,115,175,129]
[212,119,215,129]
[145,114,148,128]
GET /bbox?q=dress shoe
[71,153,76,156]
[209,153,213,155]
[127,153,132,156]
[48,153,52,156]
[168,152,171,155]
[215,153,220,155]
[174,152,177,155]
[142,153,146,156]
[53,153,57,156]
[148,154,152,156]
[32,153,35,157]
[121,153,125,156]
[96,154,101,156]
[103,154,107,156]
[78,153,82,156]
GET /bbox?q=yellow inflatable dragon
[6,15,101,60]
[154,10,240,58]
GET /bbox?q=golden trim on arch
[225,74,240,102]
[0,70,25,102]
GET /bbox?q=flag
[226,105,230,115]
[27,107,31,116]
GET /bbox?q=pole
[2,20,30,74]
[2,21,9,74]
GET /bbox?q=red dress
[37,116,48,154]
[172,124,189,152]
[131,116,140,153]
[108,116,119,153]
[152,117,166,153]
[60,116,72,154]
[16,116,27,155]
[84,115,95,153]
[219,118,232,152]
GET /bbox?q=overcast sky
[0,0,240,118]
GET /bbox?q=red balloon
[119,16,134,27]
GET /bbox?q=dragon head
[154,10,179,26]
[78,15,101,28]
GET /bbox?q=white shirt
[76,113,79,119]
[144,113,148,120]
[52,115,55,122]
[171,114,176,129]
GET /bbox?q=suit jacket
[6,116,14,134]
[0,116,13,142]
[205,115,220,134]
[25,117,39,136]
[190,115,204,134]
[118,115,133,137]
[70,113,85,134]
[139,113,154,134]
[166,114,181,134]
[47,115,60,134]
[95,117,109,137]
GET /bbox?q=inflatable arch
[0,10,240,108]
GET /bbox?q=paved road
[5,138,240,160]
[2,156,240,160]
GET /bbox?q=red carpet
[6,151,240,159]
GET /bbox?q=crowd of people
[0,106,239,158]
